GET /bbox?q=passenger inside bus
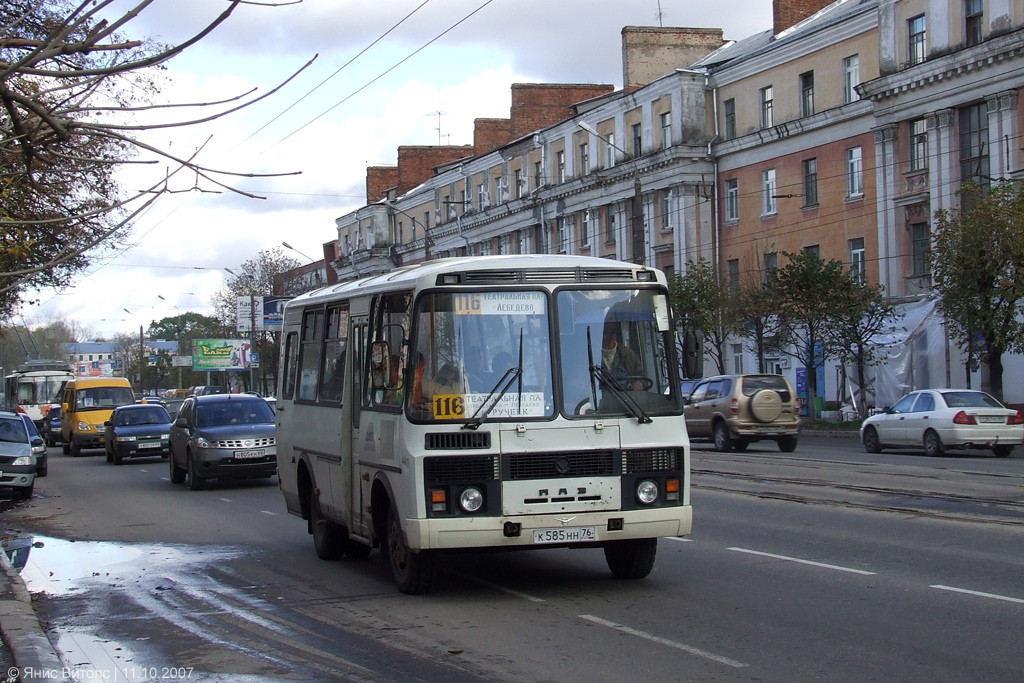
[601,322,645,391]
[411,353,461,410]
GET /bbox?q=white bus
[276,255,698,594]
[4,360,76,426]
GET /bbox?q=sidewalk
[0,543,63,681]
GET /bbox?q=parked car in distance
[164,398,186,421]
[40,405,62,447]
[169,394,277,490]
[137,395,166,406]
[189,385,229,397]
[861,389,1023,457]
[0,411,38,499]
[104,404,173,465]
[683,374,801,452]
[20,414,47,477]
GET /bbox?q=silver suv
[683,374,801,452]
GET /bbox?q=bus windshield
[75,386,136,411]
[557,288,681,418]
[410,290,554,422]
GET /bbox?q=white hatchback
[861,389,1023,457]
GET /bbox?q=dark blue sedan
[103,404,172,465]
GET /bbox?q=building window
[846,147,863,197]
[534,160,542,190]
[581,210,591,247]
[759,86,774,129]
[422,212,429,232]
[397,220,404,244]
[849,237,866,282]
[605,209,616,244]
[513,168,523,199]
[732,344,744,374]
[909,119,928,172]
[725,178,739,221]
[911,223,929,276]
[802,158,818,206]
[843,55,860,103]
[491,176,500,205]
[762,169,777,215]
[579,142,589,175]
[727,259,740,291]
[660,111,672,149]
[724,98,736,139]
[557,216,570,253]
[959,101,989,189]
[631,123,642,157]
[605,132,616,168]
[803,244,820,258]
[908,15,927,66]
[661,191,671,229]
[965,0,983,47]
[799,71,815,117]
[556,150,566,184]
[764,252,778,281]
[476,183,485,210]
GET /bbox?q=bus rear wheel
[604,538,658,579]
[311,496,344,560]
[386,502,435,594]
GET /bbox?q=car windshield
[196,400,275,428]
[0,418,28,443]
[21,417,40,437]
[116,407,171,426]
[941,391,1004,409]
[76,386,135,411]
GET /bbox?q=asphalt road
[2,437,1022,682]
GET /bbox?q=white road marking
[579,614,747,668]
[664,537,692,543]
[728,547,876,575]
[445,570,545,602]
[220,498,232,503]
[261,510,278,515]
[931,585,1024,604]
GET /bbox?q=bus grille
[424,432,491,450]
[623,448,682,474]
[424,455,499,482]
[506,450,615,480]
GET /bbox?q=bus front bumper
[404,505,692,551]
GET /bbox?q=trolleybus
[4,359,76,427]
[275,255,699,593]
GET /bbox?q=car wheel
[15,483,34,501]
[777,435,798,452]
[62,438,70,455]
[993,445,1014,458]
[863,426,883,453]
[113,453,123,466]
[604,538,658,579]
[37,462,47,478]
[713,421,733,452]
[311,496,344,560]
[70,440,81,457]
[187,454,206,490]
[46,434,55,448]
[750,389,783,423]
[386,500,435,594]
[169,452,186,484]
[105,444,113,463]
[923,430,944,457]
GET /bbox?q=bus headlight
[77,421,93,432]
[459,487,484,513]
[636,480,659,505]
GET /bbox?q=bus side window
[297,308,324,402]
[282,332,298,400]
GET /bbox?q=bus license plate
[234,449,265,460]
[533,527,596,544]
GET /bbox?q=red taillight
[731,397,739,415]
[1009,412,1024,425]
[953,410,977,425]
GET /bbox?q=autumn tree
[731,255,781,374]
[147,311,227,389]
[668,257,736,374]
[931,182,1024,402]
[0,0,307,322]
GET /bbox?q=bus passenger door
[346,317,371,539]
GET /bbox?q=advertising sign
[192,339,252,371]
[236,296,262,332]
[77,359,122,378]
[262,296,291,331]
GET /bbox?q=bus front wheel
[386,503,435,595]
[604,538,658,579]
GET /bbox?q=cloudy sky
[26,0,772,340]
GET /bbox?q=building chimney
[773,0,835,35]
[621,27,725,90]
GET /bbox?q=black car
[40,405,62,447]
[104,404,173,465]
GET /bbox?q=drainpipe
[707,72,721,274]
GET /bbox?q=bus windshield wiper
[463,330,524,430]
[585,326,652,424]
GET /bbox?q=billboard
[236,295,293,332]
[192,339,252,371]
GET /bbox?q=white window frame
[660,111,672,149]
[581,210,591,247]
[605,132,616,168]
[846,147,863,197]
[849,237,866,282]
[760,86,774,129]
[725,179,739,221]
[579,142,589,175]
[762,169,777,215]
[843,55,860,103]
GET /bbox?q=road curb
[801,429,860,439]
[0,545,63,680]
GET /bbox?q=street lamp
[282,241,322,285]
[578,121,645,265]
[123,308,145,392]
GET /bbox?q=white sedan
[861,389,1023,457]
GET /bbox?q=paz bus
[276,254,700,594]
[4,360,76,427]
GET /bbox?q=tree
[931,182,1024,402]
[214,248,300,394]
[827,278,903,418]
[774,251,853,420]
[0,0,308,322]
[732,256,781,374]
[668,258,736,375]
[147,311,227,389]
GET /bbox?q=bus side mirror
[682,329,703,380]
[370,341,391,389]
